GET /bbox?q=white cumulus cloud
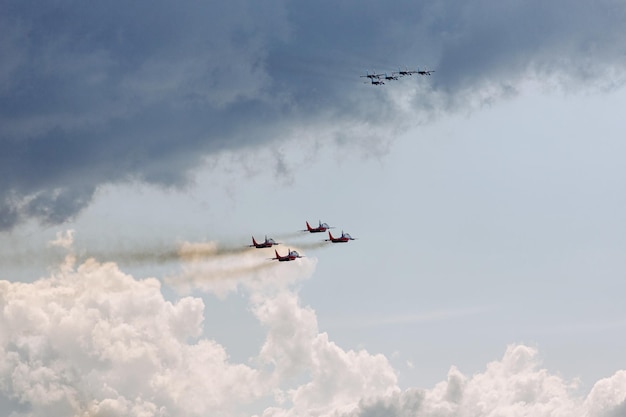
[0,255,264,416]
[343,345,626,417]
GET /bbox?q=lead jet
[325,230,356,243]
[270,249,303,262]
[303,220,333,233]
[250,235,280,248]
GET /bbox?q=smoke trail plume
[164,241,317,297]
[165,259,276,290]
[0,238,257,270]
[82,241,256,266]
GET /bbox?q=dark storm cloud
[2,0,625,229]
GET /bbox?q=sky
[2,1,626,416]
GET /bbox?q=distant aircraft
[417,68,435,75]
[382,73,399,81]
[368,78,385,85]
[396,67,418,76]
[249,235,280,248]
[270,249,303,262]
[303,220,333,233]
[325,230,356,243]
[360,70,383,80]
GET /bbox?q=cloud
[253,292,399,417]
[2,0,626,229]
[0,255,265,416]
[344,345,626,417]
[48,229,75,250]
[1,241,626,416]
[0,237,391,416]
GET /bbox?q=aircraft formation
[361,67,435,85]
[251,220,356,262]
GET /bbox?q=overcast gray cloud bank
[2,0,626,229]
[1,241,626,416]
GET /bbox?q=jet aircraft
[270,249,303,262]
[360,70,383,80]
[303,220,333,233]
[417,68,435,75]
[249,235,280,248]
[395,67,418,76]
[325,231,356,243]
[382,73,399,81]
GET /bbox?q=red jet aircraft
[250,235,280,248]
[270,249,303,262]
[303,220,333,233]
[325,231,356,243]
